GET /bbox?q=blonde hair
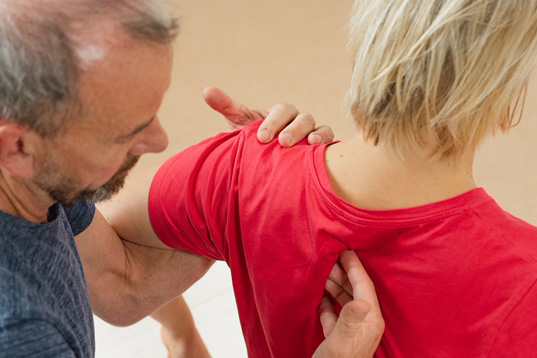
[347,0,537,158]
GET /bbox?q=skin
[324,134,476,212]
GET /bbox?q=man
[0,0,383,357]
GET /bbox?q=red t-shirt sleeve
[148,129,243,261]
[487,278,537,357]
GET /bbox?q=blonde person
[85,0,537,356]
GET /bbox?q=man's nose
[128,117,169,156]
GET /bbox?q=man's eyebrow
[116,116,156,141]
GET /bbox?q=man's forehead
[72,41,172,135]
[78,39,172,98]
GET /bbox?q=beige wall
[139,0,537,225]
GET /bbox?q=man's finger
[325,278,354,307]
[327,261,353,294]
[319,296,338,337]
[339,251,384,326]
[339,251,378,303]
[277,112,316,147]
[203,86,243,116]
[257,103,300,143]
[307,125,335,145]
[203,86,266,129]
[334,299,385,356]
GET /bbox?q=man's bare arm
[76,163,214,326]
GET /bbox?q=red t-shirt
[148,121,537,357]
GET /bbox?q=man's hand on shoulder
[203,86,335,147]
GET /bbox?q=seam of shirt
[485,277,537,357]
[147,160,177,250]
[67,202,96,236]
[470,207,537,266]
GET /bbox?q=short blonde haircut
[347,0,537,158]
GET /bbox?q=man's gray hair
[0,0,179,135]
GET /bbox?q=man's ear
[0,122,38,179]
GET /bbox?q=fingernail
[260,129,270,141]
[281,132,293,146]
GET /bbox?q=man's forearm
[76,209,213,326]
[76,209,142,326]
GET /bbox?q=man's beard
[35,155,140,207]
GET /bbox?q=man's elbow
[94,310,146,327]
[89,291,155,327]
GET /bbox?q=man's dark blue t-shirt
[0,201,96,358]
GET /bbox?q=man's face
[32,36,173,206]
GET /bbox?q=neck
[324,133,477,210]
[0,169,55,223]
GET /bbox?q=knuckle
[319,124,333,134]
[317,125,335,141]
[298,113,316,130]
[262,118,277,132]
[374,319,386,337]
[276,102,298,114]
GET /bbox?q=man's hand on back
[314,251,385,358]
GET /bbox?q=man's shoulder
[0,216,87,325]
[62,201,95,236]
[0,250,93,358]
[0,264,54,325]
[0,316,77,358]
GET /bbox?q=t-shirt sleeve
[487,278,537,357]
[148,129,245,261]
[64,201,96,236]
[0,319,76,358]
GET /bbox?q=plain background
[94,0,537,357]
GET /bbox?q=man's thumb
[335,300,371,334]
[203,86,234,114]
